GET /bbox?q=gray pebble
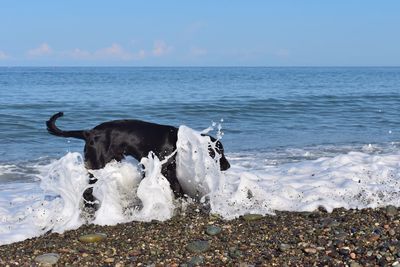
[186,240,210,253]
[188,255,204,266]
[34,253,60,265]
[279,243,291,252]
[388,229,396,236]
[386,205,398,216]
[206,225,222,236]
[229,247,242,258]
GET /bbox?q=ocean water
[1,67,400,245]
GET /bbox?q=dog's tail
[46,112,87,140]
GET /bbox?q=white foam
[133,152,175,221]
[176,125,221,199]
[1,126,400,245]
[90,157,142,225]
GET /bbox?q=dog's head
[204,135,230,171]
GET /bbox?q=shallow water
[0,67,400,245]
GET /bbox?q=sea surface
[1,67,400,245]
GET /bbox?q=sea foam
[1,126,400,245]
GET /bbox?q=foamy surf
[1,126,400,245]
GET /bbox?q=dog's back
[90,119,179,160]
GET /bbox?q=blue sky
[0,1,399,66]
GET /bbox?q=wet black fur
[46,112,230,208]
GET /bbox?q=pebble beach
[0,204,399,266]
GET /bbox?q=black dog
[46,112,230,208]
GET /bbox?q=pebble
[242,214,264,221]
[369,234,380,242]
[34,253,60,265]
[279,243,291,252]
[188,255,204,265]
[206,225,222,236]
[338,248,350,256]
[78,233,107,243]
[186,240,210,253]
[303,248,317,254]
[104,257,115,263]
[386,205,398,216]
[209,213,222,220]
[130,249,141,256]
[350,262,361,267]
[228,247,242,258]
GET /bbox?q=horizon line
[0,65,399,68]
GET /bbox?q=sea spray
[0,153,88,245]
[134,152,175,221]
[90,157,142,225]
[176,125,222,199]
[38,152,88,232]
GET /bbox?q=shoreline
[0,205,399,266]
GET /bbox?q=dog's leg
[82,173,99,211]
[161,155,185,198]
[82,143,106,215]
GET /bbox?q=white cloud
[27,41,172,62]
[63,44,147,61]
[95,43,134,60]
[27,43,52,57]
[152,40,172,57]
[0,50,9,60]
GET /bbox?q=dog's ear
[215,140,230,170]
[203,135,230,170]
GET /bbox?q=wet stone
[368,234,380,242]
[229,247,243,259]
[104,257,114,263]
[386,205,398,217]
[34,253,60,265]
[242,214,264,221]
[303,248,317,254]
[350,262,361,267]
[188,255,204,266]
[186,240,210,253]
[338,248,350,256]
[206,225,222,236]
[78,233,107,243]
[279,243,291,252]
[388,229,396,236]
